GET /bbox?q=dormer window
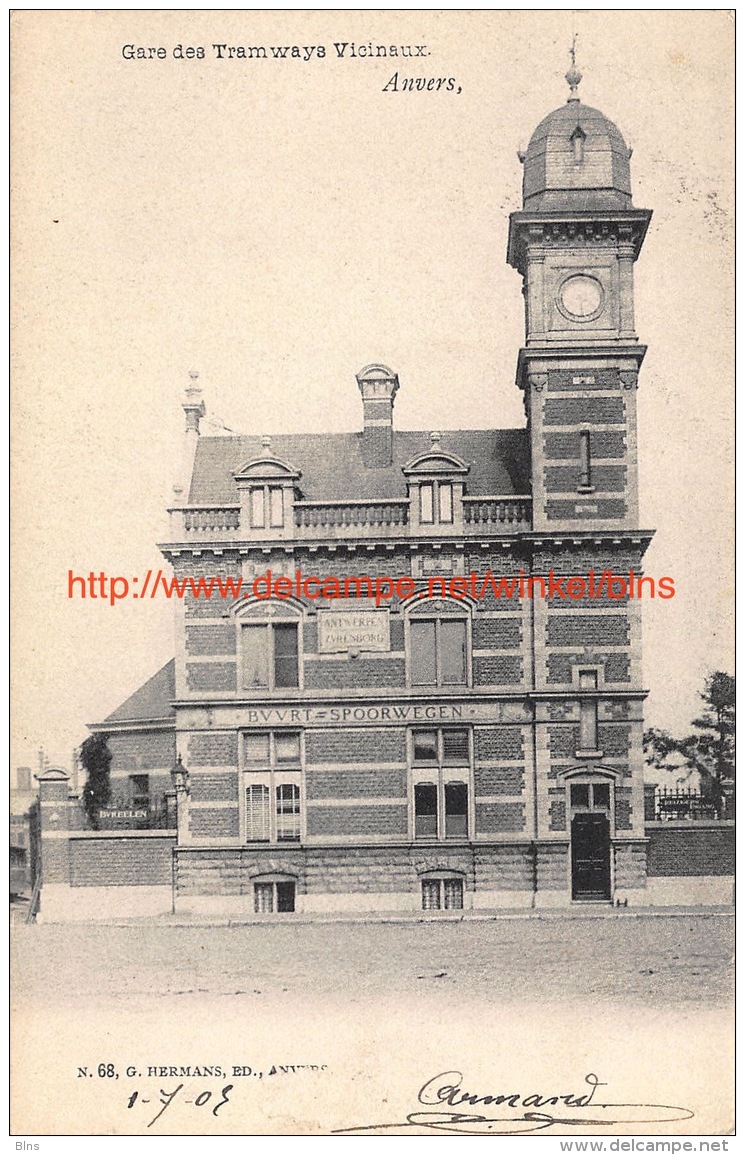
[418,481,453,525]
[250,486,284,528]
[403,441,469,533]
[419,483,433,523]
[570,125,586,164]
[439,482,453,522]
[234,448,301,538]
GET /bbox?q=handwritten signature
[332,1072,695,1134]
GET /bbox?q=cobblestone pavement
[11,911,733,1009]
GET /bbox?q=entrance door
[571,812,611,900]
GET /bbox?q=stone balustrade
[462,496,532,530]
[169,495,533,540]
[294,500,410,537]
[170,505,242,537]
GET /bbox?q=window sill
[414,836,471,843]
[574,749,604,759]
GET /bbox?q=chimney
[356,364,400,468]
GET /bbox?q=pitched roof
[103,659,176,724]
[189,429,530,505]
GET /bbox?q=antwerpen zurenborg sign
[316,610,390,653]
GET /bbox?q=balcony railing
[180,506,241,533]
[462,496,532,530]
[294,499,410,537]
[169,494,533,541]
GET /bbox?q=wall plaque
[317,609,390,653]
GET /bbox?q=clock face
[559,275,603,320]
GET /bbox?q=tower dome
[521,98,633,211]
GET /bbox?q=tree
[80,733,112,829]
[644,672,735,817]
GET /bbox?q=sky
[11,10,734,774]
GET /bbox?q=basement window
[421,877,464,911]
[254,880,296,913]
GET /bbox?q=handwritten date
[127,1084,233,1128]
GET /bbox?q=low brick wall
[69,833,176,887]
[36,833,177,921]
[645,822,734,906]
[646,822,734,877]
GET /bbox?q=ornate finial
[430,431,441,446]
[184,369,204,406]
[565,33,582,102]
[261,434,272,453]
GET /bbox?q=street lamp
[170,755,190,795]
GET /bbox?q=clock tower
[509,64,654,904]
[508,64,651,532]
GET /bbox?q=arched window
[407,599,471,688]
[252,873,297,913]
[238,603,302,690]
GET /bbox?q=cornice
[87,717,176,734]
[157,536,528,557]
[158,530,654,559]
[507,208,652,272]
[515,344,647,388]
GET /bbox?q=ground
[11,912,734,1136]
[10,912,735,1007]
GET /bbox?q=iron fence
[654,787,720,821]
[94,795,177,831]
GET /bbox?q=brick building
[50,76,688,917]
